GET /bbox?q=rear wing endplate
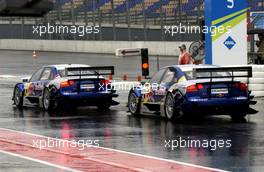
[193,66,252,82]
[66,66,114,78]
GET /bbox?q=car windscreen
[184,70,231,80]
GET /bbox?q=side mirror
[22,78,29,82]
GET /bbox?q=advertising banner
[205,0,248,65]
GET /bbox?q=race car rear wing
[66,66,114,78]
[193,66,252,83]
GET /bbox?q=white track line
[0,75,17,78]
[0,150,81,172]
[0,127,229,172]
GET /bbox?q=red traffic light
[142,63,149,69]
[141,48,149,77]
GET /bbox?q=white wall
[0,39,191,57]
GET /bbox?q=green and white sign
[205,0,248,65]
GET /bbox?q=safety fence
[0,0,263,41]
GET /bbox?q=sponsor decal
[224,36,236,50]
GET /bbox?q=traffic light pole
[141,48,149,78]
[157,55,160,71]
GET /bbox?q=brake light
[240,83,248,91]
[105,80,110,85]
[197,84,204,90]
[186,84,204,93]
[186,85,197,93]
[233,83,248,91]
[99,79,110,85]
[60,80,75,88]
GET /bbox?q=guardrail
[249,65,264,97]
[0,39,191,57]
[224,65,264,97]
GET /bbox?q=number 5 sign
[227,0,234,9]
[205,0,248,65]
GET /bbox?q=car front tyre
[128,91,141,115]
[13,86,23,109]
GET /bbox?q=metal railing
[0,0,263,41]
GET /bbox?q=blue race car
[13,64,118,111]
[128,65,257,120]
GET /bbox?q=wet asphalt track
[0,50,264,172]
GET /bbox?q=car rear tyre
[42,88,55,111]
[97,104,111,111]
[229,106,248,121]
[164,92,184,120]
[128,91,140,115]
[13,86,23,109]
[230,113,247,121]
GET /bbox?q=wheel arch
[15,83,25,92]
[13,83,25,99]
[131,87,142,98]
[44,84,59,95]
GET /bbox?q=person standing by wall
[178,44,193,65]
[256,33,264,64]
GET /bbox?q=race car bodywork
[128,65,257,120]
[13,64,118,111]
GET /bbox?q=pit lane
[0,50,263,172]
